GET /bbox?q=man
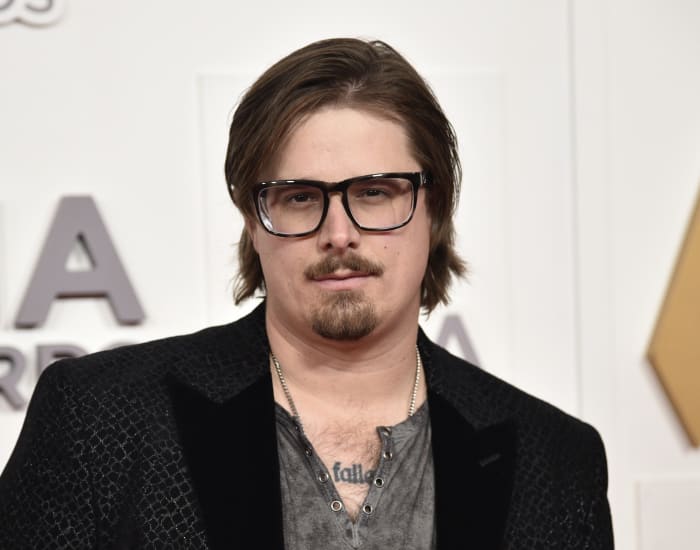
[0,38,613,549]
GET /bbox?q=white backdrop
[1,1,699,548]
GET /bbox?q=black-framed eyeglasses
[252,172,428,237]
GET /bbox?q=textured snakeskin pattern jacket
[0,303,613,549]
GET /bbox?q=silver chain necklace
[270,345,423,428]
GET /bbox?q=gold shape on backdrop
[648,188,700,447]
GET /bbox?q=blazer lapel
[172,379,515,550]
[165,306,514,549]
[429,391,516,550]
[169,374,285,550]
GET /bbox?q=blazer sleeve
[0,361,96,548]
[577,424,614,549]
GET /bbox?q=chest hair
[307,419,382,521]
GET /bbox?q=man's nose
[317,194,360,250]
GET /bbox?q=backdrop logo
[0,196,144,411]
[0,0,65,26]
[15,196,144,328]
[648,186,700,447]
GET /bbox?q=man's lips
[303,252,385,283]
[311,271,375,289]
[312,270,372,282]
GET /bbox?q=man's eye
[355,185,394,199]
[289,193,312,202]
[361,188,388,197]
[279,189,320,206]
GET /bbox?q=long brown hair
[225,38,466,312]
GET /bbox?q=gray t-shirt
[276,401,436,549]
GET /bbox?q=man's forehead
[265,106,417,181]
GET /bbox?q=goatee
[305,252,384,341]
[311,290,378,340]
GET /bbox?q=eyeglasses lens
[258,176,415,236]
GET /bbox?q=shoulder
[38,302,269,402]
[423,337,605,459]
[424,338,612,543]
[40,323,224,389]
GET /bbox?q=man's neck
[265,313,427,428]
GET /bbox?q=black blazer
[0,303,613,549]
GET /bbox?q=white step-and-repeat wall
[1,1,699,548]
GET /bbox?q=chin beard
[311,290,378,340]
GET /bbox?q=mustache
[304,253,385,280]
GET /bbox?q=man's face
[248,106,431,343]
